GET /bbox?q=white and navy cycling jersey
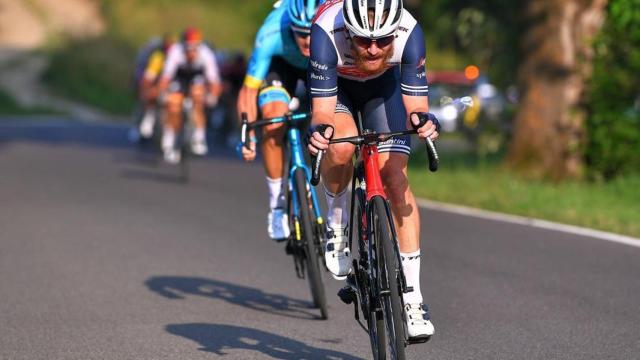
[308,0,428,98]
[162,43,221,85]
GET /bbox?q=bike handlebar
[310,125,440,186]
[239,112,311,150]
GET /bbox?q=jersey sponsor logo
[313,0,343,23]
[310,59,328,70]
[417,57,426,69]
[310,72,330,81]
[398,26,410,33]
[330,27,346,35]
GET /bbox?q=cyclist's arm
[400,24,437,139]
[236,24,277,122]
[202,47,223,98]
[158,45,180,93]
[308,24,338,127]
[308,23,339,151]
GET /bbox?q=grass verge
[408,151,640,238]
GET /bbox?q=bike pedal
[337,286,357,305]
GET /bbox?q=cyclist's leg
[321,92,358,279]
[189,77,207,131]
[189,77,208,155]
[163,87,184,151]
[363,70,434,338]
[256,58,301,239]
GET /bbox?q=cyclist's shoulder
[313,0,344,32]
[254,5,289,49]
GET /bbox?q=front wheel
[371,196,406,360]
[293,168,328,319]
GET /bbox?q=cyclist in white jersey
[158,27,223,163]
[307,0,437,340]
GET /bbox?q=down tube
[288,128,325,225]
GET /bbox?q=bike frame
[286,121,325,234]
[243,113,325,234]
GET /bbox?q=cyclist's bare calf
[260,100,288,178]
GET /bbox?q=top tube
[249,112,311,129]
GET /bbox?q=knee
[327,143,355,165]
[381,167,409,203]
[263,122,285,138]
[166,94,183,114]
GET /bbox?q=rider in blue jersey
[237,0,325,241]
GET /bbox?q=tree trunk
[507,0,607,180]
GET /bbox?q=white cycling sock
[266,177,284,210]
[325,185,351,230]
[401,250,424,305]
[193,128,206,142]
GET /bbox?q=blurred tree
[507,0,608,180]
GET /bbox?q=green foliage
[409,151,640,237]
[0,89,58,116]
[587,0,640,179]
[419,1,522,87]
[42,0,274,114]
[43,36,136,114]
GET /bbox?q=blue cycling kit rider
[237,0,325,241]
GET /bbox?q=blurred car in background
[428,65,510,154]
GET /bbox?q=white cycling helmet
[343,0,403,38]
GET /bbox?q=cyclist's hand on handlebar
[240,133,257,162]
[410,112,440,141]
[307,124,334,156]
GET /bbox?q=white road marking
[417,199,640,249]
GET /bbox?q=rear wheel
[294,168,328,319]
[371,196,406,360]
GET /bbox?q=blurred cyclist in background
[237,0,325,241]
[136,34,176,140]
[158,27,223,163]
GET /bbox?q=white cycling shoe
[162,131,181,164]
[163,148,181,164]
[268,208,290,241]
[405,303,435,340]
[191,139,208,156]
[324,227,351,280]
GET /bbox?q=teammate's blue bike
[240,112,328,319]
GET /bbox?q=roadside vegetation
[409,150,640,237]
[42,0,274,115]
[0,89,57,116]
[37,0,640,237]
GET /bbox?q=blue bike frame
[242,112,324,239]
[287,121,324,238]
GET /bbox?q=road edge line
[416,198,640,248]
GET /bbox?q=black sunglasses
[352,34,395,48]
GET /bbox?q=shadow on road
[166,323,363,360]
[145,276,320,320]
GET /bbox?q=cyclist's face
[293,31,311,57]
[350,9,395,74]
[185,43,198,62]
[351,37,394,75]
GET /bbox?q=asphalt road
[1,120,639,360]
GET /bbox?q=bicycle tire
[354,187,386,359]
[372,196,406,360]
[293,168,328,319]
